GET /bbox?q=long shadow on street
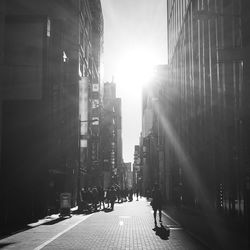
[153,224,170,240]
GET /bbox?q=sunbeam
[149,92,228,248]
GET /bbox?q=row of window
[167,0,190,61]
[168,0,242,62]
[167,1,245,215]
[197,0,241,14]
[79,1,93,78]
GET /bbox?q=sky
[100,0,168,163]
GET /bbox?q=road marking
[162,211,181,226]
[34,214,92,250]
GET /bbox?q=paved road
[0,198,208,249]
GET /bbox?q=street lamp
[77,118,99,210]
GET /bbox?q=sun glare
[114,47,156,92]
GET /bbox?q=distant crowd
[79,185,140,213]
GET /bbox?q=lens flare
[114,47,156,94]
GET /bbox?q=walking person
[136,188,139,201]
[151,183,163,228]
[80,187,87,213]
[128,188,133,201]
[98,186,105,210]
[146,188,150,200]
[109,186,117,210]
[92,187,99,211]
[106,188,110,208]
[86,187,93,212]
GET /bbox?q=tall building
[122,162,133,190]
[141,65,168,197]
[115,98,123,188]
[101,81,123,188]
[82,0,104,188]
[166,0,250,219]
[0,0,103,229]
[133,145,142,193]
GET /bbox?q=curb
[162,209,211,249]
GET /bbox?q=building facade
[115,98,123,188]
[0,0,103,229]
[123,162,133,190]
[133,145,143,193]
[166,0,250,219]
[141,65,169,199]
[101,81,123,188]
[80,0,104,188]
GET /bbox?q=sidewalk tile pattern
[42,199,207,250]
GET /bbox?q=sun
[114,47,156,93]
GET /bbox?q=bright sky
[101,0,167,163]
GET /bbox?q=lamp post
[77,118,98,211]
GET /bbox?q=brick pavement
[0,198,208,250]
[0,213,92,250]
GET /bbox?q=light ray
[150,94,227,247]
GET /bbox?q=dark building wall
[87,0,103,187]
[1,101,50,225]
[241,0,250,225]
[0,0,99,228]
[88,0,103,78]
[0,13,56,226]
[82,0,103,186]
[166,0,250,218]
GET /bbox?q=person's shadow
[153,224,170,240]
[104,207,113,213]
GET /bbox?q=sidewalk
[0,198,207,250]
[163,204,249,250]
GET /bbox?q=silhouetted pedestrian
[124,188,128,201]
[136,188,139,201]
[92,187,99,211]
[117,187,122,203]
[128,188,133,201]
[151,183,163,227]
[98,186,105,210]
[146,188,150,200]
[86,187,93,212]
[109,186,116,210]
[80,187,87,212]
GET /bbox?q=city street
[1,1,250,249]
[0,198,207,250]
